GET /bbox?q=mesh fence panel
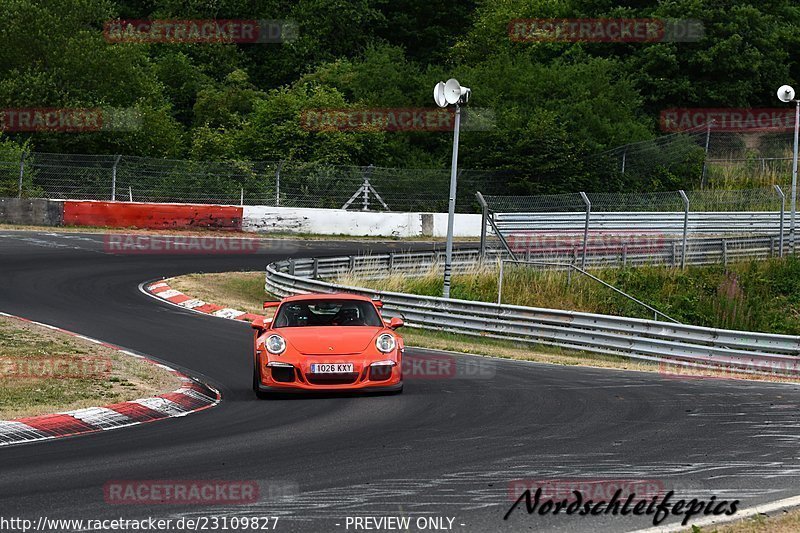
[7,152,513,212]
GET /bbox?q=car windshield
[273,299,383,328]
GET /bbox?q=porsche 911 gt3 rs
[251,293,404,397]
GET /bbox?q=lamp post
[778,85,800,253]
[434,79,471,298]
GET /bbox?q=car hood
[276,326,383,355]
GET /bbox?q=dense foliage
[1,0,799,194]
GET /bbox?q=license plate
[310,363,354,374]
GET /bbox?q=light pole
[434,79,471,298]
[778,85,800,253]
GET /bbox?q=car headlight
[376,333,396,353]
[265,334,286,355]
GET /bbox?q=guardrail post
[621,243,628,267]
[579,192,591,270]
[476,192,488,262]
[312,258,319,278]
[348,255,355,271]
[289,259,296,276]
[775,184,785,257]
[722,240,728,267]
[17,151,25,198]
[497,260,504,304]
[275,161,283,207]
[700,121,712,187]
[678,190,689,269]
[388,253,395,273]
[111,154,121,201]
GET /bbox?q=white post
[111,154,121,201]
[442,105,461,299]
[791,100,799,253]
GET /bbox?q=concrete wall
[243,206,482,237]
[0,198,63,226]
[63,201,243,230]
[0,198,484,238]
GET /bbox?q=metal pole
[621,148,627,174]
[240,187,244,206]
[111,154,121,201]
[700,121,712,188]
[442,105,461,299]
[128,186,133,202]
[476,192,488,262]
[17,152,25,198]
[579,191,591,270]
[775,184,785,257]
[791,100,799,254]
[275,161,283,207]
[678,190,689,269]
[497,260,504,304]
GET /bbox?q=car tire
[253,366,271,400]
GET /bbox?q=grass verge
[164,271,800,383]
[337,257,800,335]
[0,314,181,419]
[690,506,800,532]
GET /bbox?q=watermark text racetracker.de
[104,234,298,255]
[0,108,141,133]
[509,18,704,42]
[300,107,495,132]
[505,230,670,256]
[403,353,495,380]
[505,479,738,527]
[0,516,280,532]
[661,108,798,132]
[104,19,296,44]
[659,359,800,380]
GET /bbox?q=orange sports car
[251,293,404,397]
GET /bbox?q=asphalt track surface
[1,230,800,533]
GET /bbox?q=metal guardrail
[479,188,791,269]
[493,211,784,234]
[265,252,800,376]
[494,233,784,269]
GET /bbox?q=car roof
[282,292,375,303]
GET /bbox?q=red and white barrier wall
[7,199,483,237]
[63,201,243,231]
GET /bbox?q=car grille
[369,366,393,381]
[305,372,359,385]
[270,367,296,383]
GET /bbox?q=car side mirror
[373,300,384,309]
[263,301,280,310]
[251,317,270,330]
[388,317,404,329]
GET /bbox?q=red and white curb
[0,312,221,448]
[143,281,263,323]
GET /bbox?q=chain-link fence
[601,127,798,190]
[1,152,511,213]
[1,128,796,213]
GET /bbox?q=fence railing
[479,187,793,268]
[264,252,800,377]
[2,152,512,213]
